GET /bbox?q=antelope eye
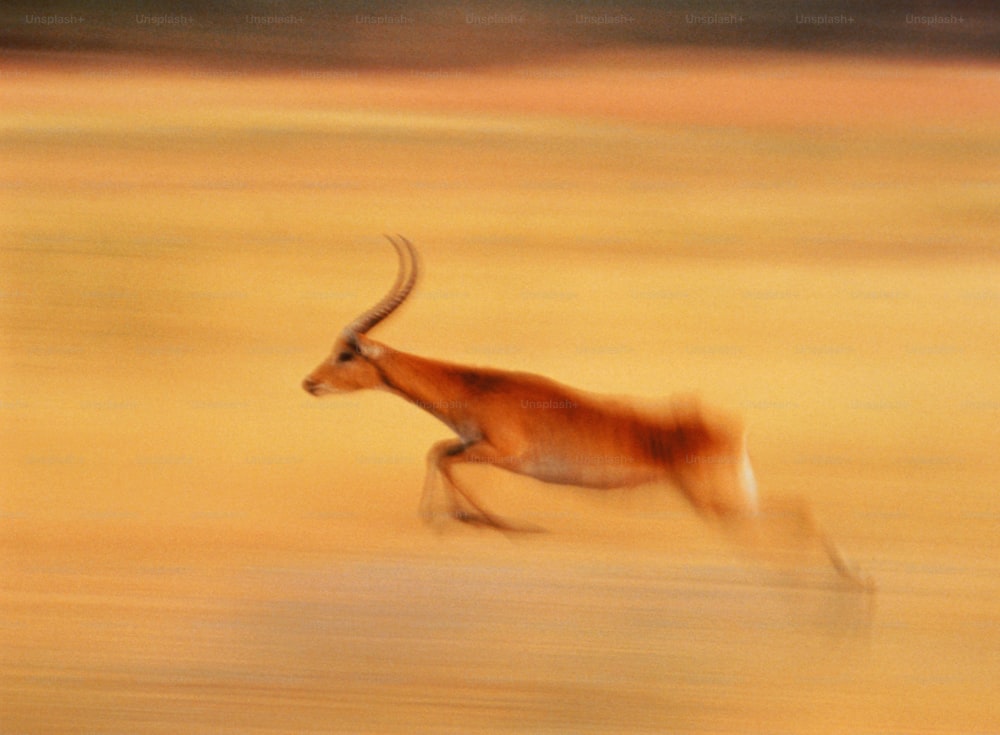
[336,351,354,363]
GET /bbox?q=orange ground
[2,50,998,732]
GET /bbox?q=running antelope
[303,236,872,589]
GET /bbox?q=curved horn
[343,235,419,336]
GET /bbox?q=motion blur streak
[2,46,999,733]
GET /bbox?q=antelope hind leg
[725,497,874,591]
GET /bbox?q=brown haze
[2,46,999,733]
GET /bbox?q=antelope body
[303,236,872,589]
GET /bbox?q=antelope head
[302,235,418,396]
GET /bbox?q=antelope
[303,236,873,590]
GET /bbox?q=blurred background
[2,2,999,733]
[3,0,999,66]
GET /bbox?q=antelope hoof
[453,510,545,534]
[848,569,877,593]
[453,509,496,527]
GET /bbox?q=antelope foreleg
[419,439,452,525]
[421,439,542,533]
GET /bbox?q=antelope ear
[351,332,384,360]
